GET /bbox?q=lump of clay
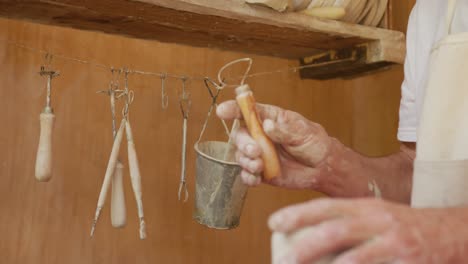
[245,0,290,12]
[301,6,346,20]
[291,0,313,11]
[246,0,312,12]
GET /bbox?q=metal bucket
[193,141,248,229]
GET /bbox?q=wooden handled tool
[125,121,146,240]
[90,119,126,237]
[235,84,281,180]
[35,69,59,182]
[106,84,127,229]
[111,161,127,228]
[35,111,54,182]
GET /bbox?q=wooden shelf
[0,0,406,79]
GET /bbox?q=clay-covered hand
[216,101,369,197]
[269,198,468,264]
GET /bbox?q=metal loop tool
[39,53,60,114]
[120,70,135,120]
[196,78,231,143]
[178,77,191,202]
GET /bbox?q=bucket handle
[196,58,253,144]
[196,77,231,144]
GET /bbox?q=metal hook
[161,74,169,110]
[110,67,121,89]
[179,77,191,119]
[181,76,188,97]
[121,69,134,120]
[97,68,122,96]
[42,52,53,72]
[203,77,231,137]
[179,91,191,119]
[96,70,125,138]
[39,63,59,112]
[204,77,222,99]
[122,90,134,119]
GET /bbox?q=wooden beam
[0,0,405,63]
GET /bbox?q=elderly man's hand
[269,198,468,264]
[216,101,371,197]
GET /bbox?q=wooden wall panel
[0,2,414,263]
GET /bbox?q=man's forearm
[329,140,415,203]
[364,143,414,203]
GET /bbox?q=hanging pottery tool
[178,78,191,202]
[35,53,59,182]
[97,68,127,229]
[122,70,147,239]
[91,69,146,239]
[90,116,126,237]
[218,58,281,180]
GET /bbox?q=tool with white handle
[90,119,126,237]
[111,161,126,228]
[35,112,54,181]
[35,68,59,182]
[125,121,146,239]
[107,82,128,229]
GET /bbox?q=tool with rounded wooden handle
[90,119,126,237]
[111,161,127,228]
[235,84,281,180]
[35,111,55,182]
[125,121,146,240]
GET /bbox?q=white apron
[412,0,468,207]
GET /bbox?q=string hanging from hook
[5,38,338,88]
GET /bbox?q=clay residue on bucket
[194,141,248,229]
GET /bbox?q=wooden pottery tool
[97,70,127,229]
[217,58,281,180]
[91,69,146,239]
[122,71,146,239]
[90,118,126,237]
[35,56,59,182]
